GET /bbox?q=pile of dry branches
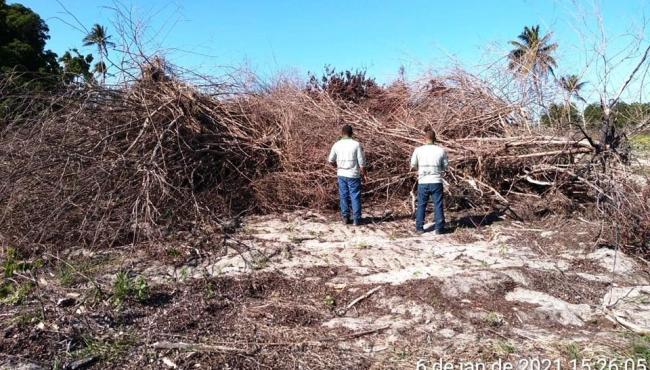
[0,62,647,254]
[0,64,276,250]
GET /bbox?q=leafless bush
[0,66,276,251]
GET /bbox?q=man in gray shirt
[410,127,449,234]
[328,124,366,226]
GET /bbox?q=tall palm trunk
[561,77,569,128]
[100,51,106,85]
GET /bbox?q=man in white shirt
[410,128,449,234]
[328,124,367,226]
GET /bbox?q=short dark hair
[424,127,436,142]
[341,124,353,137]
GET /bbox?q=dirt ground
[2,209,650,369]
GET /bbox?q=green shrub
[112,272,150,306]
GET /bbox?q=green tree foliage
[583,103,603,127]
[0,0,59,75]
[541,103,583,127]
[583,102,650,128]
[307,65,383,103]
[59,49,94,84]
[0,0,63,124]
[623,102,650,128]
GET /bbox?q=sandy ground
[136,210,650,362]
[3,210,650,369]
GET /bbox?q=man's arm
[357,144,368,180]
[410,149,418,170]
[328,145,337,168]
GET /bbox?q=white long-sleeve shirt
[328,137,365,178]
[410,144,448,184]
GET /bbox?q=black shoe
[353,219,361,226]
[433,229,444,235]
[343,217,352,225]
[415,229,424,235]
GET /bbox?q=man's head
[424,127,436,143]
[341,124,353,137]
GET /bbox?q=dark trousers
[416,183,445,231]
[337,176,362,221]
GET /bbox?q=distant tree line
[541,102,650,128]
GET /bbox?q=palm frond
[508,25,557,80]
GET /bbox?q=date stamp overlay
[416,358,648,370]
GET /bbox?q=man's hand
[360,167,368,183]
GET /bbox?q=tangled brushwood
[0,60,648,255]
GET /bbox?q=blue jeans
[337,176,362,221]
[416,183,445,232]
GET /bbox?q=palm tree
[558,75,587,103]
[508,25,558,87]
[83,24,115,84]
[558,74,587,128]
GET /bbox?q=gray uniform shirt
[410,144,449,184]
[328,138,366,178]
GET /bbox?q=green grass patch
[494,340,516,355]
[72,334,136,362]
[56,255,116,288]
[485,311,505,327]
[1,248,44,306]
[112,272,150,307]
[1,247,41,278]
[0,281,33,305]
[57,264,76,287]
[8,310,40,325]
[564,342,583,361]
[323,294,336,308]
[165,247,181,257]
[631,133,650,153]
[628,335,650,362]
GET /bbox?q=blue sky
[11,0,650,101]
